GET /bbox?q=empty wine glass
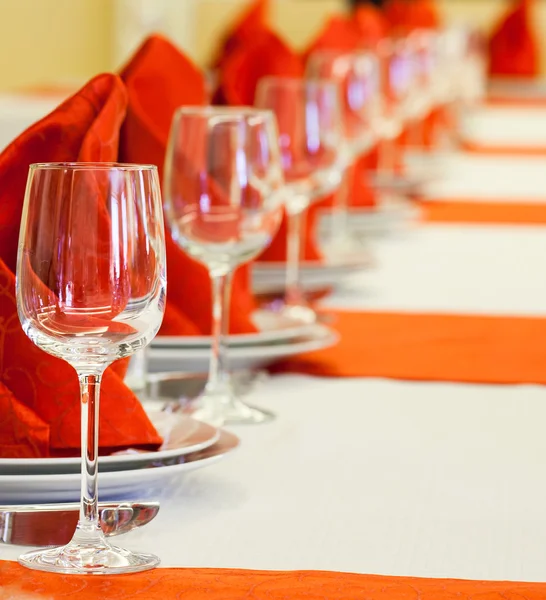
[404,30,440,150]
[255,77,344,324]
[307,50,381,255]
[375,37,415,179]
[16,163,166,574]
[163,107,284,426]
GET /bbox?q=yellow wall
[0,0,543,92]
[0,0,112,90]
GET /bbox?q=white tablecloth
[4,105,546,583]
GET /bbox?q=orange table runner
[272,311,546,384]
[421,200,546,225]
[2,560,546,599]
[461,140,546,156]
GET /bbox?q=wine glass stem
[207,270,233,394]
[74,371,104,540]
[286,208,306,307]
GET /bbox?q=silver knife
[0,501,159,546]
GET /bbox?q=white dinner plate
[151,309,315,349]
[318,198,419,239]
[0,430,239,503]
[0,411,219,475]
[252,255,372,295]
[148,325,339,373]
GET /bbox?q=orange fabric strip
[271,311,546,383]
[486,96,546,107]
[461,140,546,156]
[2,561,546,599]
[421,200,546,224]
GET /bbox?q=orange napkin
[211,0,270,68]
[383,0,440,33]
[214,29,324,263]
[489,0,538,78]
[353,4,388,45]
[304,8,387,59]
[215,28,303,106]
[119,34,258,335]
[271,310,546,384]
[304,16,364,59]
[4,560,546,599]
[0,74,162,458]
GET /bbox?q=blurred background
[0,0,544,93]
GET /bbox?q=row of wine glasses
[14,95,342,573]
[14,22,486,577]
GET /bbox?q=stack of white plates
[149,309,339,373]
[0,411,239,503]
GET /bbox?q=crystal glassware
[306,51,381,255]
[163,107,284,426]
[255,77,344,324]
[16,163,167,574]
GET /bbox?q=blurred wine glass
[255,77,344,324]
[16,162,166,574]
[306,50,381,255]
[163,107,284,426]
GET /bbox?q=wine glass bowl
[16,162,166,574]
[307,51,381,158]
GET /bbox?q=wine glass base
[191,394,275,426]
[19,540,160,575]
[279,303,317,325]
[223,403,275,425]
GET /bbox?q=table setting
[3,0,546,596]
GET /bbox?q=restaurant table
[3,101,546,585]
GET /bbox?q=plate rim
[149,324,339,361]
[0,431,240,489]
[152,309,316,348]
[0,412,219,473]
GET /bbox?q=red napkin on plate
[304,15,363,59]
[215,28,303,106]
[383,0,440,33]
[489,0,539,77]
[0,74,163,458]
[119,34,258,335]
[214,29,324,263]
[353,5,388,46]
[211,0,270,68]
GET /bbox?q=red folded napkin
[215,28,303,106]
[214,29,324,263]
[211,0,270,68]
[304,8,386,59]
[0,74,163,458]
[119,34,258,335]
[353,5,388,46]
[383,0,440,33]
[304,15,363,59]
[489,0,539,77]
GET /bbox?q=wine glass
[255,77,344,324]
[163,107,284,426]
[16,163,166,574]
[404,30,440,150]
[306,51,381,255]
